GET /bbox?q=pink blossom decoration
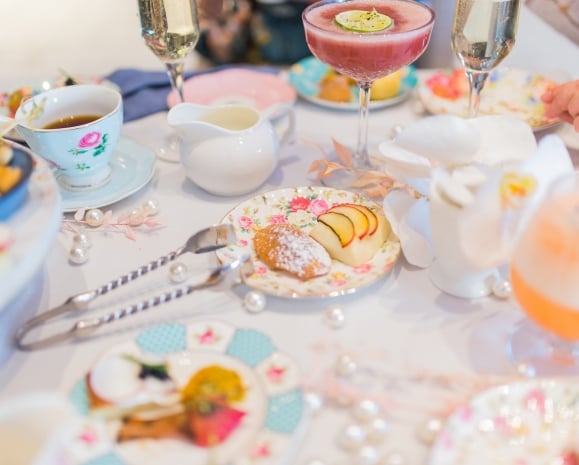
[266,364,286,383]
[353,263,372,274]
[78,131,102,148]
[290,196,310,211]
[238,215,253,230]
[197,327,219,344]
[269,214,287,225]
[309,198,329,216]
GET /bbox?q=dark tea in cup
[43,114,102,130]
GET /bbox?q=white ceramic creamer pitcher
[167,102,295,196]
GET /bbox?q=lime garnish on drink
[334,9,393,32]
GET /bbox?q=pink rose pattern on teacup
[70,131,109,158]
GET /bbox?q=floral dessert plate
[217,186,402,299]
[66,320,305,465]
[288,56,417,111]
[167,68,297,117]
[428,379,579,465]
[59,138,156,212]
[417,67,560,131]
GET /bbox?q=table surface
[1,4,579,464]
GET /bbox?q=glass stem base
[467,71,489,118]
[506,318,579,377]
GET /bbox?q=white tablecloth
[1,4,579,464]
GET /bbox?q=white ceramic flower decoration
[379,114,573,298]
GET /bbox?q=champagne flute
[507,171,579,376]
[137,0,200,162]
[451,0,521,118]
[302,0,434,185]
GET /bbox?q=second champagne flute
[451,0,521,118]
[137,0,200,162]
[302,0,434,184]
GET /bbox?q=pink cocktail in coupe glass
[303,0,434,172]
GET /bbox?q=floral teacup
[15,84,123,189]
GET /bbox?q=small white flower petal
[471,115,536,165]
[394,115,481,166]
[377,141,432,179]
[383,191,433,268]
[451,164,488,188]
[432,168,475,208]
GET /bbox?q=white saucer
[59,138,156,213]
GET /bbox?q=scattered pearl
[128,209,146,226]
[338,424,366,451]
[416,416,444,445]
[243,290,267,313]
[141,198,160,216]
[354,445,381,465]
[324,306,346,329]
[85,209,104,227]
[169,262,188,283]
[365,417,389,443]
[69,245,89,265]
[492,278,512,299]
[384,451,406,465]
[335,353,358,378]
[72,232,92,249]
[304,391,325,413]
[352,399,381,423]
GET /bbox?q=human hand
[541,79,579,132]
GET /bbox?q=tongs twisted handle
[15,224,245,351]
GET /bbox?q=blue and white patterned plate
[66,320,304,465]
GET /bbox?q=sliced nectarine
[317,211,355,247]
[328,204,369,240]
[343,203,379,236]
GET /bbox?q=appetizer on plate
[218,186,401,299]
[418,67,560,130]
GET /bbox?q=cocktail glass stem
[466,71,488,118]
[166,61,185,103]
[354,80,373,169]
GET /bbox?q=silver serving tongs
[16,224,252,351]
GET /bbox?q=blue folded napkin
[105,65,279,123]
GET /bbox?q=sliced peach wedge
[341,203,379,236]
[317,211,355,247]
[327,204,369,240]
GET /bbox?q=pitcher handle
[262,103,296,147]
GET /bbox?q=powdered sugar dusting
[254,224,331,280]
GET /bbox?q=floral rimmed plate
[287,56,417,111]
[417,67,560,132]
[428,379,579,465]
[217,186,402,299]
[66,320,304,465]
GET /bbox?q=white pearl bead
[169,262,188,283]
[365,417,389,443]
[354,445,381,465]
[304,391,325,413]
[338,424,366,451]
[85,209,104,227]
[69,246,89,265]
[416,416,443,445]
[492,278,512,299]
[72,232,92,249]
[335,353,358,378]
[352,399,381,422]
[324,306,346,329]
[142,198,160,216]
[243,290,267,313]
